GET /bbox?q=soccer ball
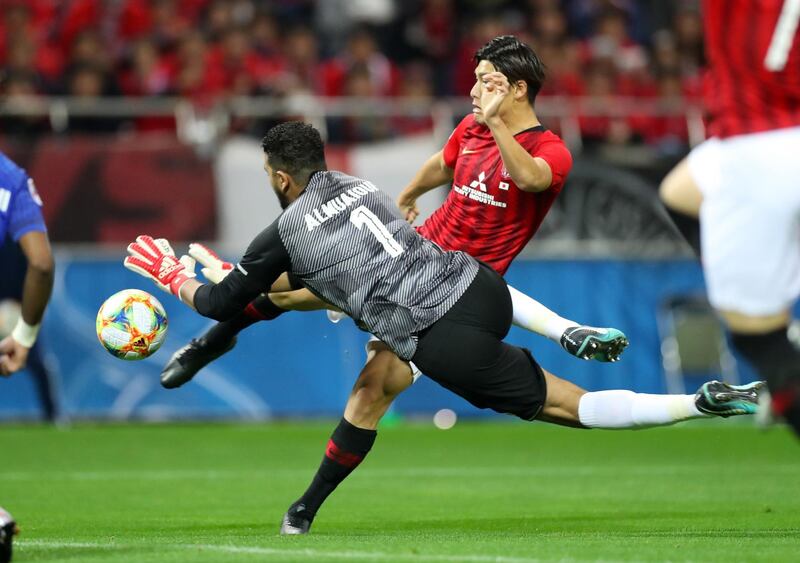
[96,289,168,360]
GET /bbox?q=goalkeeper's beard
[273,186,291,210]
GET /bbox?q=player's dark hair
[261,121,327,183]
[474,35,546,104]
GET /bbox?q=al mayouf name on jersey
[304,182,380,231]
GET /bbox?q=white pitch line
[18,540,112,549]
[17,539,560,563]
[18,533,798,563]
[185,543,553,562]
[1,463,797,481]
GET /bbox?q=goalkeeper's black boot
[694,380,765,417]
[280,502,313,535]
[160,336,237,389]
[560,326,629,362]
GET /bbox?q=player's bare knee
[542,370,585,418]
[345,391,388,427]
[345,372,395,427]
[350,355,397,402]
[350,379,387,406]
[380,354,414,397]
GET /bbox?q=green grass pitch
[1,421,798,562]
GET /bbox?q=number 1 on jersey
[350,205,404,257]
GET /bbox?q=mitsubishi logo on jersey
[469,171,487,192]
[453,170,507,208]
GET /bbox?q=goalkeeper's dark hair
[474,35,546,104]
[261,121,327,184]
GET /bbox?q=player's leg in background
[659,155,703,257]
[507,286,628,362]
[724,311,800,435]
[281,346,414,534]
[415,265,757,429]
[540,369,761,429]
[690,128,800,436]
[542,371,707,429]
[412,300,755,430]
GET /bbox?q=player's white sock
[508,285,575,342]
[577,390,709,429]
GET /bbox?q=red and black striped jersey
[418,115,572,275]
[702,0,800,138]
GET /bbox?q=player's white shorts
[688,126,800,316]
[366,335,422,382]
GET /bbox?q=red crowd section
[0,0,704,148]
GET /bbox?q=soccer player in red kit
[395,37,622,358]
[167,37,741,535]
[133,119,761,538]
[660,0,800,435]
[163,36,629,388]
[410,91,570,276]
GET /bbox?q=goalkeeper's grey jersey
[196,170,479,361]
[279,170,478,360]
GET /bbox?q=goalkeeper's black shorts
[412,263,547,421]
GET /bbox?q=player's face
[470,60,512,124]
[263,154,291,209]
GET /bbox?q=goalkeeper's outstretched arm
[125,221,291,322]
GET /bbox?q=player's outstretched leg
[280,419,376,535]
[281,416,378,535]
[160,294,284,388]
[507,286,629,362]
[281,348,413,535]
[539,370,765,429]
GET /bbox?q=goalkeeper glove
[188,242,234,284]
[124,235,196,297]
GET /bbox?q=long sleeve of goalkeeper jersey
[194,220,292,321]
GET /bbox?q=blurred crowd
[0,0,704,149]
